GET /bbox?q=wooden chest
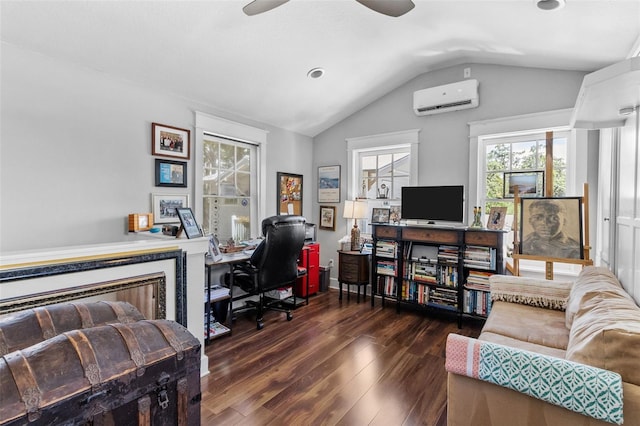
[0,301,146,356]
[0,319,201,425]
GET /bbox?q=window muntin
[359,149,410,200]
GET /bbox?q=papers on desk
[205,285,230,301]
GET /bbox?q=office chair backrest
[251,215,306,291]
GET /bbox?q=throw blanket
[445,334,623,425]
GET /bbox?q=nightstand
[337,250,370,303]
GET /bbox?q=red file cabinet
[297,243,320,297]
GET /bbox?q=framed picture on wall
[319,205,336,231]
[155,159,187,187]
[277,172,303,215]
[152,193,189,224]
[152,122,190,160]
[318,165,340,203]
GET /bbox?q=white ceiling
[2,0,639,137]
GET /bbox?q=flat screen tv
[401,185,465,223]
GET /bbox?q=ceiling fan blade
[356,0,415,17]
[243,0,289,16]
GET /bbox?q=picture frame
[486,206,507,230]
[277,172,303,215]
[389,205,401,224]
[371,207,390,224]
[176,207,203,239]
[504,171,544,198]
[319,205,336,231]
[152,193,189,224]
[207,234,223,262]
[152,122,190,160]
[519,197,583,260]
[318,165,340,203]
[155,159,187,187]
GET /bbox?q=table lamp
[343,200,368,251]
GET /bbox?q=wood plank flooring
[202,289,483,426]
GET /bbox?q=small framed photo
[208,235,223,262]
[486,206,507,230]
[319,205,336,231]
[152,193,189,224]
[519,197,583,260]
[155,159,187,187]
[372,207,390,224]
[318,165,340,203]
[176,207,203,239]
[389,205,401,224]
[152,122,190,160]
[504,171,544,198]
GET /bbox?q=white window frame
[195,112,268,239]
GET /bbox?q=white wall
[312,63,590,275]
[1,43,313,252]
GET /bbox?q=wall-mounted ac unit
[413,79,479,116]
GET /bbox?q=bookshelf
[371,224,505,326]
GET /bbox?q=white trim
[194,111,268,238]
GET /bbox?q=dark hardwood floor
[202,289,482,426]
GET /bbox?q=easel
[511,183,593,280]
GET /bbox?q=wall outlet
[463,67,471,78]
[328,259,334,268]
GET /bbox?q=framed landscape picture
[318,165,340,203]
[152,122,190,160]
[504,171,544,198]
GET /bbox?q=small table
[337,250,370,303]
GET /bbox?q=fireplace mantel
[0,235,211,375]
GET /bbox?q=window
[202,136,257,242]
[359,149,410,200]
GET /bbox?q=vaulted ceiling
[2,0,639,137]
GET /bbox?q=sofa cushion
[565,266,631,329]
[489,275,572,311]
[479,331,567,359]
[566,291,640,386]
[482,301,569,350]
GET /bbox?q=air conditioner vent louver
[413,79,479,116]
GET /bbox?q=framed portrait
[152,193,189,224]
[152,122,190,160]
[277,172,303,215]
[371,207,390,224]
[155,159,187,187]
[504,171,544,198]
[176,207,203,239]
[318,165,340,203]
[519,197,583,260]
[389,205,401,224]
[319,205,336,231]
[207,235,223,261]
[486,206,507,230]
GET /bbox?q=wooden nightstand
[337,250,370,303]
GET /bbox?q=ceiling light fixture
[307,68,325,79]
[619,106,637,116]
[536,0,566,11]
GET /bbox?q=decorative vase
[471,206,483,228]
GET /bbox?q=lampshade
[343,200,368,219]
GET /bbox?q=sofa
[446,266,640,426]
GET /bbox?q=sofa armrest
[445,334,624,425]
[489,275,573,311]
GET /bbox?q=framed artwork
[519,197,583,260]
[486,206,507,230]
[277,172,303,215]
[207,235,223,261]
[319,205,336,231]
[318,165,340,203]
[176,207,203,239]
[155,159,187,187]
[372,207,390,224]
[152,193,189,224]
[152,122,190,160]
[389,205,401,224]
[504,171,544,198]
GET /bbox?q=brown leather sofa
[446,266,640,426]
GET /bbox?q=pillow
[565,266,631,329]
[566,291,640,386]
[489,275,572,311]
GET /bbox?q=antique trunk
[0,319,201,425]
[0,301,146,355]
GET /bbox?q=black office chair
[232,215,306,330]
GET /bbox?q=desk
[338,250,370,303]
[204,252,250,342]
